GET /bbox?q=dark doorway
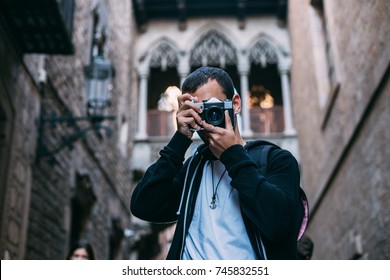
[69,174,96,249]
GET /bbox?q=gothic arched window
[190,30,237,68]
[249,39,279,68]
[149,42,178,71]
[147,42,180,137]
[248,39,283,134]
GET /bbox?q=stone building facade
[1,0,389,260]
[0,0,135,259]
[289,0,390,259]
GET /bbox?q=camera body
[193,98,235,128]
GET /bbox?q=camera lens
[205,106,224,126]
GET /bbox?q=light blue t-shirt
[182,160,256,260]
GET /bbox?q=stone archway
[242,35,295,135]
[188,29,241,92]
[136,39,181,138]
[248,37,283,134]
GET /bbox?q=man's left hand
[202,111,240,159]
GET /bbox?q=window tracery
[190,30,237,68]
[249,39,279,68]
[149,42,178,71]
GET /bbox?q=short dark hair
[181,66,235,99]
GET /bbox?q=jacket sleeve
[220,144,301,242]
[130,131,193,223]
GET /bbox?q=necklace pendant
[210,199,217,210]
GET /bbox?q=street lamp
[36,56,116,161]
[84,55,114,121]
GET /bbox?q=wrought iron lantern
[37,56,116,160]
[84,55,114,121]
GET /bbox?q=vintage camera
[192,98,235,128]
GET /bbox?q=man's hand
[176,93,203,139]
[201,110,240,159]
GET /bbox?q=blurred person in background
[66,239,95,260]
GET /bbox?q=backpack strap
[247,143,275,176]
[258,145,272,176]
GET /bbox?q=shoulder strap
[248,144,274,176]
[258,145,272,176]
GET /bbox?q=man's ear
[232,93,241,115]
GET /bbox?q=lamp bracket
[37,111,116,162]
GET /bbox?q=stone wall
[289,0,390,259]
[0,22,41,259]
[0,0,134,260]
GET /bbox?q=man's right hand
[176,93,203,139]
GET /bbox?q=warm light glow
[260,93,274,109]
[158,86,182,112]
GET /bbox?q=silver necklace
[210,161,227,210]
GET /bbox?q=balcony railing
[147,105,285,137]
[250,105,285,134]
[147,110,176,137]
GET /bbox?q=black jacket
[131,131,305,259]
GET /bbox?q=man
[131,66,306,259]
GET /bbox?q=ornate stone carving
[249,39,279,67]
[149,42,178,71]
[190,30,237,68]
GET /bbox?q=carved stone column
[238,61,253,137]
[279,60,296,135]
[178,52,190,87]
[136,67,149,139]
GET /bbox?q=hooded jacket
[131,131,305,259]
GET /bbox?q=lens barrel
[205,106,224,126]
